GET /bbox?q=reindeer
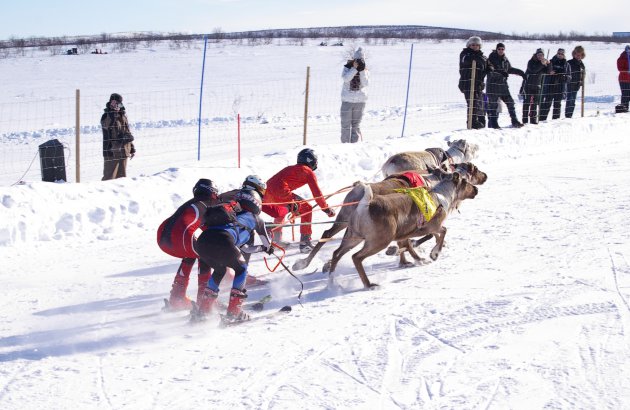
[292,162,487,271]
[323,173,478,289]
[381,139,479,177]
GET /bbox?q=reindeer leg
[292,218,347,270]
[430,226,447,260]
[397,240,415,267]
[411,234,434,248]
[352,240,390,289]
[323,232,362,274]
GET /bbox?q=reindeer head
[447,139,479,162]
[453,172,479,201]
[455,162,488,185]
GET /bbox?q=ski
[217,294,272,312]
[219,305,292,328]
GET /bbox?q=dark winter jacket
[486,50,525,95]
[524,54,551,92]
[567,58,585,92]
[617,51,630,83]
[546,55,571,86]
[458,47,493,93]
[101,103,135,159]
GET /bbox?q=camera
[355,58,365,71]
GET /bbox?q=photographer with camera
[101,93,136,180]
[340,47,369,143]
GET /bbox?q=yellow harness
[394,187,438,222]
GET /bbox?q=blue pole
[197,34,208,161]
[401,43,414,138]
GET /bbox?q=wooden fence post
[467,60,476,129]
[303,66,310,145]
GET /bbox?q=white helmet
[242,174,266,197]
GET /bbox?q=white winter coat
[341,67,369,103]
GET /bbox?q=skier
[485,43,525,128]
[218,175,269,287]
[261,148,336,253]
[157,178,219,310]
[195,183,274,321]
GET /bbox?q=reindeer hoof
[322,261,332,273]
[430,251,440,261]
[399,261,414,268]
[292,259,308,270]
[385,246,398,256]
[368,283,379,290]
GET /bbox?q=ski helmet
[235,189,262,215]
[242,174,267,197]
[192,178,218,199]
[297,148,318,170]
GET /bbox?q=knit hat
[557,48,565,54]
[109,93,123,103]
[626,45,630,52]
[353,47,365,60]
[535,48,544,55]
[496,43,505,49]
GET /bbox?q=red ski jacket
[157,198,215,258]
[264,164,329,209]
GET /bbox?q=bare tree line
[1,25,628,57]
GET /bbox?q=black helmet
[235,189,262,215]
[297,148,318,170]
[242,174,267,197]
[192,178,218,199]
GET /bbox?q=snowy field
[1,39,630,409]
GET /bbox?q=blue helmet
[297,148,318,170]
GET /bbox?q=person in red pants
[262,148,336,253]
[157,178,219,310]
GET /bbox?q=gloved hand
[323,207,336,217]
[287,202,299,214]
[266,245,275,255]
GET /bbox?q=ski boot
[225,288,249,322]
[299,234,315,254]
[168,276,192,311]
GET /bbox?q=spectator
[565,46,586,118]
[459,36,493,129]
[340,47,369,143]
[617,45,630,113]
[522,48,551,125]
[486,42,525,128]
[101,93,135,180]
[540,48,571,121]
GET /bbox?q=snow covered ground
[1,39,630,409]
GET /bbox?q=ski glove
[287,202,299,214]
[323,207,336,217]
[266,245,275,255]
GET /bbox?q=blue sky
[1,0,626,40]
